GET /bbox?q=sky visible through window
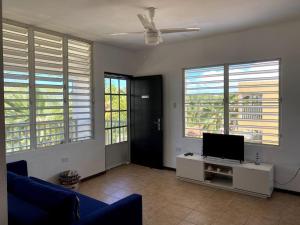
[185,63,279,94]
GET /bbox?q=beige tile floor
[78,164,300,225]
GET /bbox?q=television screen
[202,133,244,161]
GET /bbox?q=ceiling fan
[109,7,200,46]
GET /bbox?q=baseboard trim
[106,162,129,171]
[163,166,176,171]
[274,188,300,196]
[80,171,106,182]
[81,162,130,182]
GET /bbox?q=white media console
[176,154,274,198]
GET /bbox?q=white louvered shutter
[34,31,65,147]
[68,39,92,141]
[184,66,225,138]
[228,60,280,145]
[3,23,30,152]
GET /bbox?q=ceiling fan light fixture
[108,7,201,46]
[145,31,162,45]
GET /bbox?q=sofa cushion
[8,193,50,225]
[12,177,79,224]
[30,176,74,192]
[7,172,19,192]
[75,194,143,225]
[7,160,28,176]
[30,176,108,218]
[77,193,108,218]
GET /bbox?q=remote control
[184,152,194,156]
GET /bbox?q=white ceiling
[3,0,300,50]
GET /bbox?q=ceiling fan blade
[160,28,200,34]
[137,14,154,30]
[108,31,144,36]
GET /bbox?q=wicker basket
[59,170,80,190]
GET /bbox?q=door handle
[154,118,161,131]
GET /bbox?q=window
[184,60,280,145]
[68,40,92,142]
[229,61,280,145]
[3,21,93,153]
[185,66,224,138]
[34,31,64,147]
[3,23,30,152]
[104,75,128,145]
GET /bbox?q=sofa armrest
[7,160,28,176]
[79,194,142,225]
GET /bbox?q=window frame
[182,58,282,147]
[184,65,225,137]
[34,30,65,148]
[67,39,94,143]
[3,23,31,152]
[4,19,94,154]
[104,72,130,146]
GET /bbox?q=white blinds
[3,23,30,152]
[3,21,93,153]
[229,60,280,145]
[68,39,92,141]
[184,66,224,138]
[184,60,280,146]
[35,31,65,147]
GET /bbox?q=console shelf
[204,162,233,177]
[176,154,274,198]
[205,176,233,188]
[204,169,233,177]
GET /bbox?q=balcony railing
[5,119,89,152]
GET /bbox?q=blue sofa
[7,160,143,225]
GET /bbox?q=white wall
[133,20,300,192]
[6,43,136,182]
[5,19,300,193]
[106,142,130,170]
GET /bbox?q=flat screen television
[202,133,244,161]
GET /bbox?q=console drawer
[176,157,204,181]
[233,167,273,196]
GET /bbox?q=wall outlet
[61,157,69,163]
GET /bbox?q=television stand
[204,161,233,188]
[176,154,274,198]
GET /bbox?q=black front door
[130,75,163,169]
